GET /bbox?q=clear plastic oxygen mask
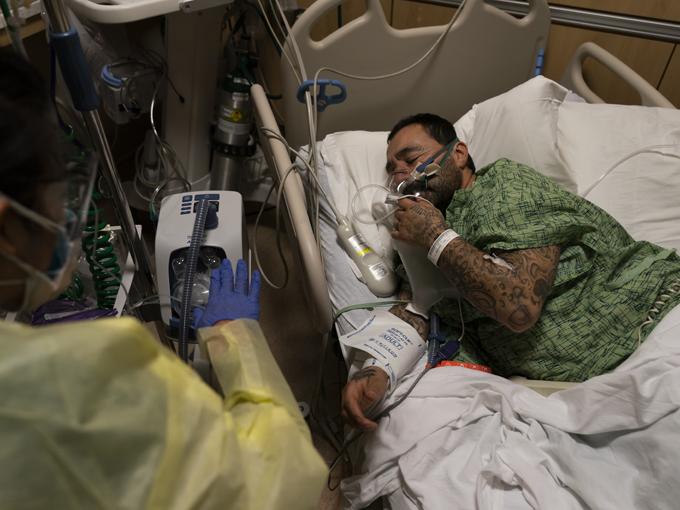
[385,138,456,200]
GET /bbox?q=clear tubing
[179,199,210,362]
[350,183,392,225]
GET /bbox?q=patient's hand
[342,366,390,431]
[392,197,447,249]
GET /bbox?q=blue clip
[533,48,545,77]
[296,79,347,112]
[427,313,461,367]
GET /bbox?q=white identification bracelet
[427,229,460,265]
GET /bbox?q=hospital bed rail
[562,42,675,108]
[252,84,333,335]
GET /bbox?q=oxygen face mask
[388,139,457,196]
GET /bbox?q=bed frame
[252,0,676,389]
[280,0,550,149]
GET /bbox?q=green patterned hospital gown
[433,159,680,382]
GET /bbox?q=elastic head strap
[415,138,458,173]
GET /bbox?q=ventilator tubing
[339,309,427,389]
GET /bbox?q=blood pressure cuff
[339,309,427,389]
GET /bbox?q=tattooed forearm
[389,303,429,340]
[351,367,382,381]
[437,241,560,333]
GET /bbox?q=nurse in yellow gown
[0,53,326,509]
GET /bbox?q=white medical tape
[427,229,460,266]
[339,309,427,389]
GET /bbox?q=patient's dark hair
[388,113,476,171]
[0,50,64,209]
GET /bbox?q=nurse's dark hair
[0,50,65,208]
[388,113,476,171]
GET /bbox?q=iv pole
[41,0,158,308]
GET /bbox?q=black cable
[656,44,677,89]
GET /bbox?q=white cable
[350,183,392,225]
[309,0,468,118]
[259,127,343,221]
[252,165,299,289]
[269,0,321,244]
[254,0,302,84]
[581,144,680,198]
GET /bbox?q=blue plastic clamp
[101,64,124,88]
[296,79,347,112]
[533,48,545,77]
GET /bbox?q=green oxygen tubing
[82,191,121,309]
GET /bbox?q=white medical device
[155,191,248,327]
[336,217,398,298]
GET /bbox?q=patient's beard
[420,164,462,212]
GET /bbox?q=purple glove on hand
[193,258,261,328]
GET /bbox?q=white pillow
[557,102,680,251]
[454,75,577,191]
[317,130,392,261]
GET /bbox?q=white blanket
[341,304,680,510]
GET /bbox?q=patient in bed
[342,113,680,430]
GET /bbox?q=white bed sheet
[341,303,680,510]
[299,132,396,338]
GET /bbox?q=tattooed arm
[393,198,560,333]
[388,285,430,340]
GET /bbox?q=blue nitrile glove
[193,259,261,328]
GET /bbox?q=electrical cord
[254,0,302,84]
[252,165,296,289]
[259,127,343,221]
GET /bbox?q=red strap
[436,361,492,373]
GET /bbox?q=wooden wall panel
[548,0,680,23]
[659,46,680,107]
[543,24,674,105]
[392,0,456,29]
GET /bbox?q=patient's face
[386,124,462,208]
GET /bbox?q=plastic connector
[205,203,219,230]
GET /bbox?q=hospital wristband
[362,356,395,391]
[427,229,460,266]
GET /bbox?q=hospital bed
[253,0,680,505]
[253,0,678,381]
